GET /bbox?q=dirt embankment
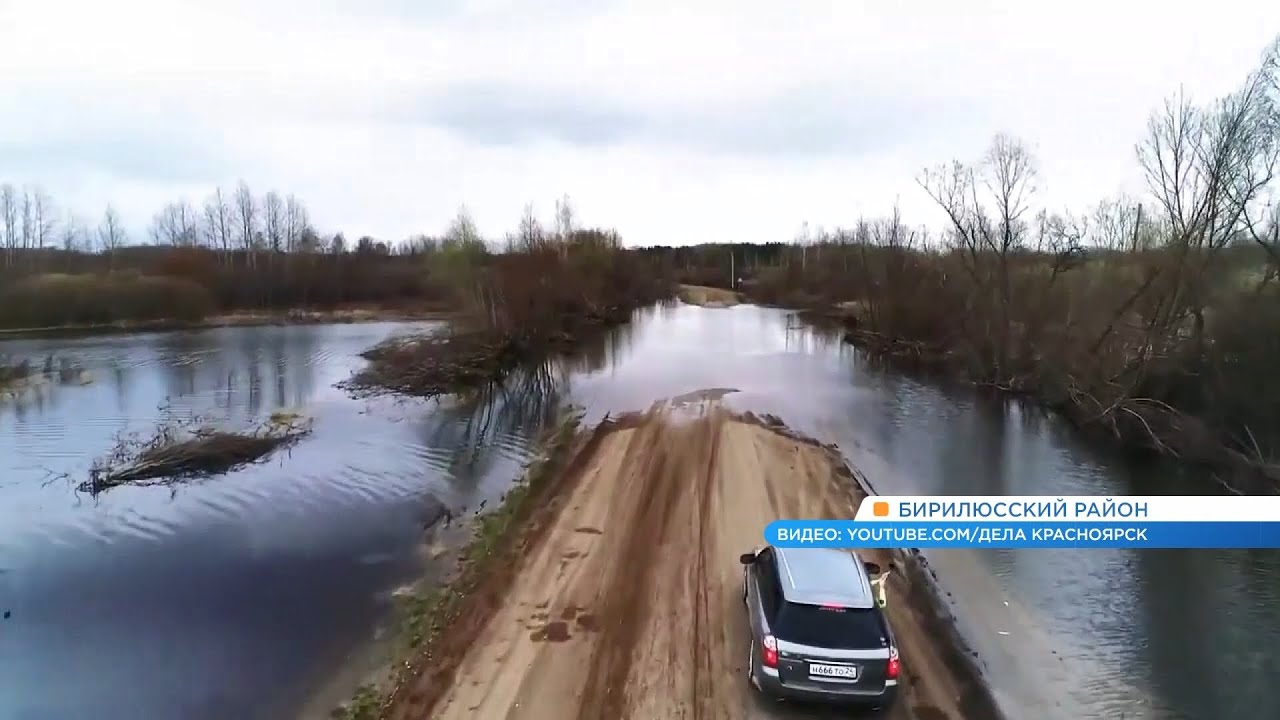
[678,284,741,308]
[384,398,1000,720]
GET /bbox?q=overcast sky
[2,0,1278,246]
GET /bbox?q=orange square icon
[873,501,889,517]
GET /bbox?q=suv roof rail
[774,546,876,609]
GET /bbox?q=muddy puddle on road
[386,397,1001,720]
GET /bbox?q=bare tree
[203,187,234,263]
[444,205,481,246]
[1137,41,1279,349]
[263,190,284,253]
[1253,201,1280,273]
[919,134,1039,379]
[984,134,1039,253]
[554,194,575,240]
[150,201,199,246]
[284,194,307,252]
[20,187,33,251]
[32,188,53,253]
[149,208,166,245]
[98,205,126,265]
[1,183,17,267]
[794,220,812,270]
[1090,196,1146,252]
[60,212,86,252]
[1237,37,1280,269]
[515,202,545,252]
[234,181,258,265]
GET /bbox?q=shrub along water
[662,228,1278,485]
[0,272,214,328]
[648,39,1280,485]
[348,226,674,398]
[0,247,446,330]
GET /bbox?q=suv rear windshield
[774,602,888,649]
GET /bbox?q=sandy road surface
[396,397,996,720]
[677,284,741,307]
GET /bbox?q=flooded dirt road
[4,304,1279,719]
[398,397,995,720]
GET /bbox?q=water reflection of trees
[1132,548,1232,717]
[440,362,565,448]
[413,360,566,493]
[0,355,104,419]
[411,320,630,492]
[561,313,636,377]
[151,327,322,421]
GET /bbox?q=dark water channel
[0,305,1276,720]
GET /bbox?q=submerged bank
[362,397,1001,720]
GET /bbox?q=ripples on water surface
[0,322,547,720]
[1,305,1277,720]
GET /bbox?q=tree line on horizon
[0,180,378,264]
[0,180,609,265]
[1,35,1277,482]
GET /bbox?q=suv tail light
[761,634,778,668]
[886,646,900,680]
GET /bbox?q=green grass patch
[339,684,382,720]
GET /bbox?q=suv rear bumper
[753,666,898,708]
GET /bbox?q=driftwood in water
[82,411,313,494]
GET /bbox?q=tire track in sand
[575,409,689,719]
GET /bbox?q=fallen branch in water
[82,410,313,494]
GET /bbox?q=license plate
[809,663,858,680]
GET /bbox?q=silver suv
[739,545,900,710]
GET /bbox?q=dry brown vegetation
[650,38,1280,483]
[0,181,455,330]
[0,271,214,328]
[0,247,444,330]
[348,215,673,398]
[82,411,314,494]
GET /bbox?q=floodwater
[1,304,1276,720]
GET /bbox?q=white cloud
[1,0,1277,245]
